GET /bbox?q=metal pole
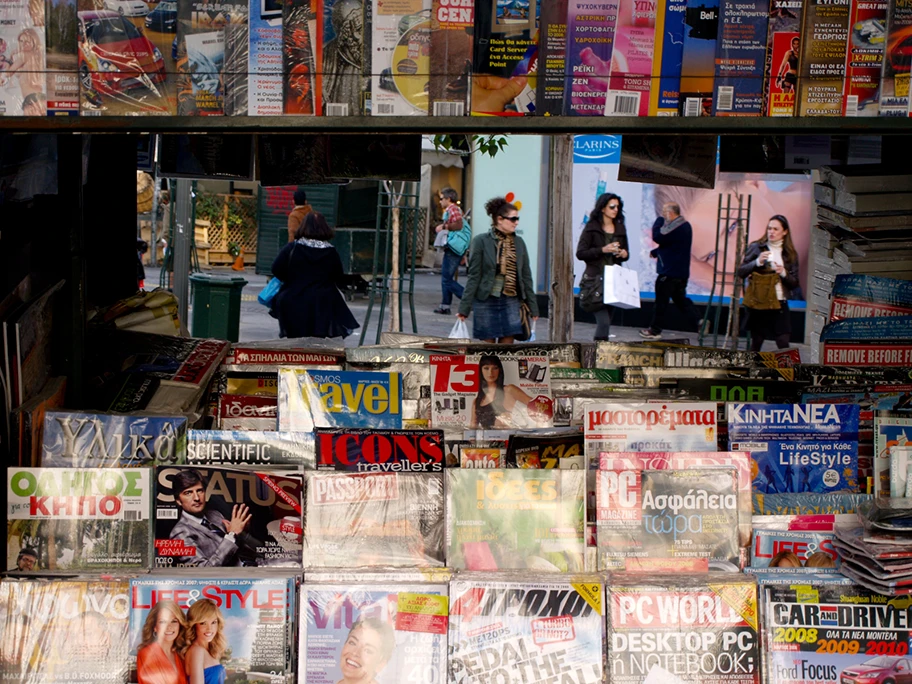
[173,179,193,329]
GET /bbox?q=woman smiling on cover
[183,600,227,684]
[336,618,395,684]
[136,601,188,684]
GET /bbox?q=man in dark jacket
[640,203,701,340]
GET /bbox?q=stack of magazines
[836,498,912,595]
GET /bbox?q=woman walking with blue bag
[434,187,471,314]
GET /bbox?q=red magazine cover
[764,0,803,116]
[284,0,322,114]
[842,0,888,116]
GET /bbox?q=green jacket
[459,231,539,318]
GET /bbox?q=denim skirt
[472,294,523,340]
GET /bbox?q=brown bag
[744,271,782,310]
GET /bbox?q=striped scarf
[493,229,518,297]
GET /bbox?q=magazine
[218,393,278,430]
[880,0,912,116]
[322,0,366,115]
[303,471,445,568]
[278,369,403,430]
[446,469,586,571]
[763,0,803,116]
[153,465,303,568]
[711,0,768,115]
[536,0,569,116]
[796,0,850,116]
[648,0,687,115]
[606,0,657,117]
[0,0,47,116]
[751,529,841,569]
[248,0,285,115]
[284,0,321,115]
[678,0,721,116]
[842,0,888,116]
[314,428,445,471]
[428,0,472,116]
[187,429,315,466]
[505,430,585,468]
[875,412,912,498]
[565,0,616,116]
[371,0,431,115]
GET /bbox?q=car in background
[103,0,150,16]
[145,1,177,32]
[888,26,912,74]
[840,656,912,684]
[78,10,166,95]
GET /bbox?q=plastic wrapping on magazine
[752,492,872,515]
[303,567,453,583]
[832,274,912,309]
[313,427,444,471]
[750,528,842,570]
[187,429,315,467]
[858,497,912,532]
[303,471,445,568]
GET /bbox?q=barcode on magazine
[124,509,142,521]
[157,508,178,519]
[326,103,349,116]
[845,95,858,117]
[376,103,395,115]
[433,101,465,116]
[606,91,640,115]
[684,97,701,117]
[716,86,734,111]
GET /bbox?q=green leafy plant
[227,242,241,257]
[432,134,509,159]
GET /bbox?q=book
[537,0,569,115]
[678,0,721,115]
[314,427,445,471]
[564,0,617,116]
[248,0,284,115]
[7,467,151,571]
[797,0,850,116]
[472,0,538,115]
[303,471,445,567]
[153,465,303,568]
[46,0,79,115]
[446,469,586,571]
[130,577,294,682]
[187,429,316,466]
[42,411,188,467]
[0,579,130,682]
[841,0,887,116]
[322,0,366,115]
[649,0,688,115]
[300,582,448,684]
[764,0,804,116]
[880,0,912,116]
[371,0,431,115]
[449,574,605,684]
[712,0,770,116]
[607,0,658,116]
[278,369,403,431]
[0,0,47,115]
[284,0,322,115]
[428,0,472,116]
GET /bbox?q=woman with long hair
[470,354,533,429]
[136,601,188,684]
[2,28,45,115]
[335,618,396,684]
[457,197,538,343]
[737,215,801,351]
[576,193,630,340]
[182,600,227,684]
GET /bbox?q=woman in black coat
[270,212,359,339]
[575,193,630,340]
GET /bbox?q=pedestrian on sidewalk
[640,202,701,340]
[434,187,467,314]
[286,188,313,243]
[576,193,630,341]
[457,197,538,343]
[271,212,359,339]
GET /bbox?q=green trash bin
[189,273,248,342]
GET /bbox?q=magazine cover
[248,0,284,115]
[728,403,861,494]
[764,0,803,116]
[154,465,303,568]
[763,581,912,684]
[42,411,188,467]
[430,354,553,430]
[668,377,804,403]
[607,573,761,684]
[223,6,249,115]
[678,0,720,115]
[460,447,504,468]
[223,345,345,371]
[0,579,130,683]
[449,574,605,684]
[711,0,769,116]
[187,429,316,466]
[303,471,445,567]
[371,0,431,115]
[664,346,800,368]
[797,0,850,116]
[505,431,585,468]
[185,31,226,114]
[7,468,151,571]
[278,369,403,431]
[314,428,445,471]
[130,577,293,683]
[300,583,448,684]
[593,341,666,367]
[842,0,887,116]
[322,0,365,115]
[821,316,912,367]
[751,528,840,568]
[428,0,472,116]
[362,0,372,112]
[880,0,912,116]
[564,0,616,116]
[596,467,741,571]
[46,0,79,115]
[584,402,718,464]
[875,412,912,498]
[446,469,586,571]
[753,492,871,515]
[606,0,656,116]
[284,0,321,115]
[472,0,538,115]
[537,0,569,115]
[218,394,278,430]
[648,0,687,115]
[0,0,46,115]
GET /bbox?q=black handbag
[578,272,604,313]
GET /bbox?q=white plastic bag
[449,318,470,339]
[528,320,536,342]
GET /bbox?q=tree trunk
[548,135,575,343]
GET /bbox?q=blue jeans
[441,247,465,306]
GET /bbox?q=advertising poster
[248,0,284,115]
[607,0,656,116]
[371,0,431,115]
[648,0,687,115]
[797,0,850,116]
[565,0,617,116]
[0,0,46,115]
[712,0,769,116]
[764,0,803,117]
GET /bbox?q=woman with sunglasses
[457,197,538,343]
[576,193,630,340]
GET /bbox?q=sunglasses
[607,204,619,210]
[501,216,520,223]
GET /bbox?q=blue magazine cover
[650,0,687,115]
[42,411,188,467]
[711,0,769,115]
[278,369,403,430]
[728,403,860,494]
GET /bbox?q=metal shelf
[4,115,912,135]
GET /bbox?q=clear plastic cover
[0,0,47,116]
[187,429,315,467]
